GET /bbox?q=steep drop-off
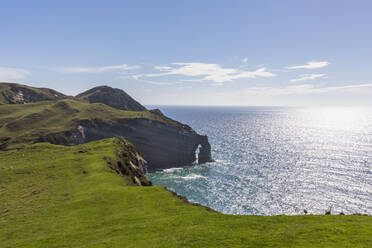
[0,98,213,170]
[1,137,371,248]
[67,110,213,170]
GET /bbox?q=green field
[1,138,371,247]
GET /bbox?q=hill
[0,98,212,170]
[0,138,371,248]
[76,85,146,111]
[0,82,66,105]
[0,83,146,112]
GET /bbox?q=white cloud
[116,74,172,86]
[154,66,172,71]
[244,83,372,96]
[139,79,172,86]
[0,67,30,81]
[144,62,276,83]
[57,64,140,73]
[131,74,143,80]
[227,68,276,80]
[242,57,248,63]
[290,74,326,82]
[287,61,329,70]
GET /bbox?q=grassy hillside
[0,83,144,111]
[76,85,147,111]
[0,138,371,248]
[0,99,183,149]
[0,83,66,105]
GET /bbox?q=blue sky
[1,0,372,106]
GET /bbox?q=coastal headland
[0,83,371,247]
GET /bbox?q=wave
[182,174,207,180]
[163,167,183,172]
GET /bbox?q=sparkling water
[148,106,372,215]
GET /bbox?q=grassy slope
[0,84,12,104]
[0,139,371,248]
[0,83,65,105]
[0,99,182,147]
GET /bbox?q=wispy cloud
[154,66,172,71]
[143,62,276,84]
[56,64,140,73]
[244,83,372,96]
[242,57,248,63]
[116,74,172,86]
[0,67,30,81]
[290,74,326,82]
[138,79,172,85]
[287,61,329,70]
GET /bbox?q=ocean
[147,106,372,215]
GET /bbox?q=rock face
[198,136,213,164]
[107,137,151,186]
[88,120,212,171]
[31,109,213,171]
[0,83,214,170]
[44,117,213,171]
[76,86,146,111]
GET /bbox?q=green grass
[0,82,65,105]
[0,138,371,247]
[0,84,13,104]
[0,99,183,148]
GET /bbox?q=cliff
[69,110,213,170]
[107,137,151,185]
[1,135,370,248]
[0,93,213,170]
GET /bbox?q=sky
[1,0,372,106]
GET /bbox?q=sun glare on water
[296,107,371,131]
[150,106,372,215]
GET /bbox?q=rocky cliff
[0,92,213,171]
[108,137,152,185]
[35,109,213,171]
[74,116,212,171]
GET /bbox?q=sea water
[148,106,372,215]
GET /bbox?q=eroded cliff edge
[107,137,152,185]
[82,117,211,170]
[0,83,214,170]
[37,110,213,171]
